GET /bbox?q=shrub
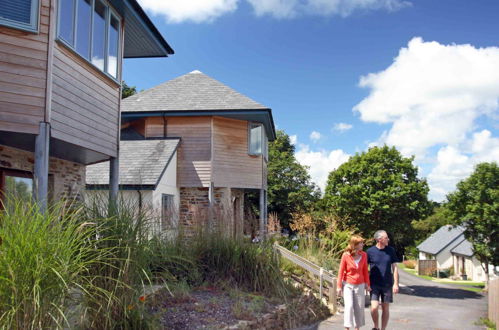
[403,260,417,269]
[0,198,101,329]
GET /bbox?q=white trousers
[343,282,366,328]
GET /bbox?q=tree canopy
[324,145,431,252]
[121,81,137,99]
[267,130,320,229]
[447,162,499,274]
[412,204,451,241]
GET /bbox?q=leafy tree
[267,130,320,229]
[446,162,499,285]
[121,81,137,99]
[412,204,451,240]
[324,145,431,254]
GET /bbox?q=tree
[412,204,451,240]
[267,130,320,229]
[324,145,431,254]
[446,162,499,285]
[121,81,137,99]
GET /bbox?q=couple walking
[337,230,399,330]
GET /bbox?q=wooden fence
[489,278,499,327]
[273,243,338,313]
[418,259,437,276]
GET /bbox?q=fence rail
[274,243,337,313]
[489,278,499,327]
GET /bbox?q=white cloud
[354,37,499,159]
[354,37,499,199]
[309,131,322,142]
[289,134,298,145]
[138,0,409,23]
[137,0,238,23]
[333,122,353,133]
[247,0,410,19]
[295,143,350,193]
[428,130,499,201]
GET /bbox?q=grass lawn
[398,264,485,292]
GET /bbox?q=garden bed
[147,283,330,329]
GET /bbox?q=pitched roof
[86,139,179,187]
[451,239,474,257]
[417,225,465,255]
[121,70,269,113]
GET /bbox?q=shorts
[370,286,393,303]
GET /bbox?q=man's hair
[374,230,387,241]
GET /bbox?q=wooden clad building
[0,0,173,208]
[106,70,276,237]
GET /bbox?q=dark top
[367,245,398,288]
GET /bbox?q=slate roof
[417,225,465,255]
[451,239,474,257]
[121,70,269,113]
[86,139,179,187]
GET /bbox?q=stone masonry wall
[179,187,245,237]
[0,144,85,200]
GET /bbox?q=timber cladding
[0,0,50,135]
[167,117,211,187]
[212,117,263,189]
[51,43,120,157]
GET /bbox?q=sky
[124,0,499,202]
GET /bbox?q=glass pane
[91,0,106,70]
[250,124,262,155]
[58,0,74,44]
[76,0,91,59]
[5,176,33,202]
[107,14,119,78]
[0,0,32,24]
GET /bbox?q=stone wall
[0,144,85,200]
[179,187,245,237]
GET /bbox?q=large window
[57,0,120,79]
[0,169,33,210]
[0,0,39,32]
[248,123,268,159]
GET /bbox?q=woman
[337,235,371,330]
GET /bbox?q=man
[367,230,399,330]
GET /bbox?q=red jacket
[337,251,370,289]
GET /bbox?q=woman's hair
[345,235,364,255]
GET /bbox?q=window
[0,169,33,210]
[0,0,39,32]
[161,194,174,230]
[57,0,121,79]
[248,123,268,159]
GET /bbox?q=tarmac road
[297,266,488,330]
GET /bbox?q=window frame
[0,0,40,33]
[56,0,121,82]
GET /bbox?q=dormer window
[0,0,40,32]
[57,0,120,79]
[248,123,268,159]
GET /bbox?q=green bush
[403,260,417,269]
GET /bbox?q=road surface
[298,267,487,329]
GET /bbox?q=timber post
[109,156,119,215]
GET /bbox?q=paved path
[297,267,487,330]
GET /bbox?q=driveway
[298,267,488,329]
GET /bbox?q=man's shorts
[370,286,393,303]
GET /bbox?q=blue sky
[125,0,499,201]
